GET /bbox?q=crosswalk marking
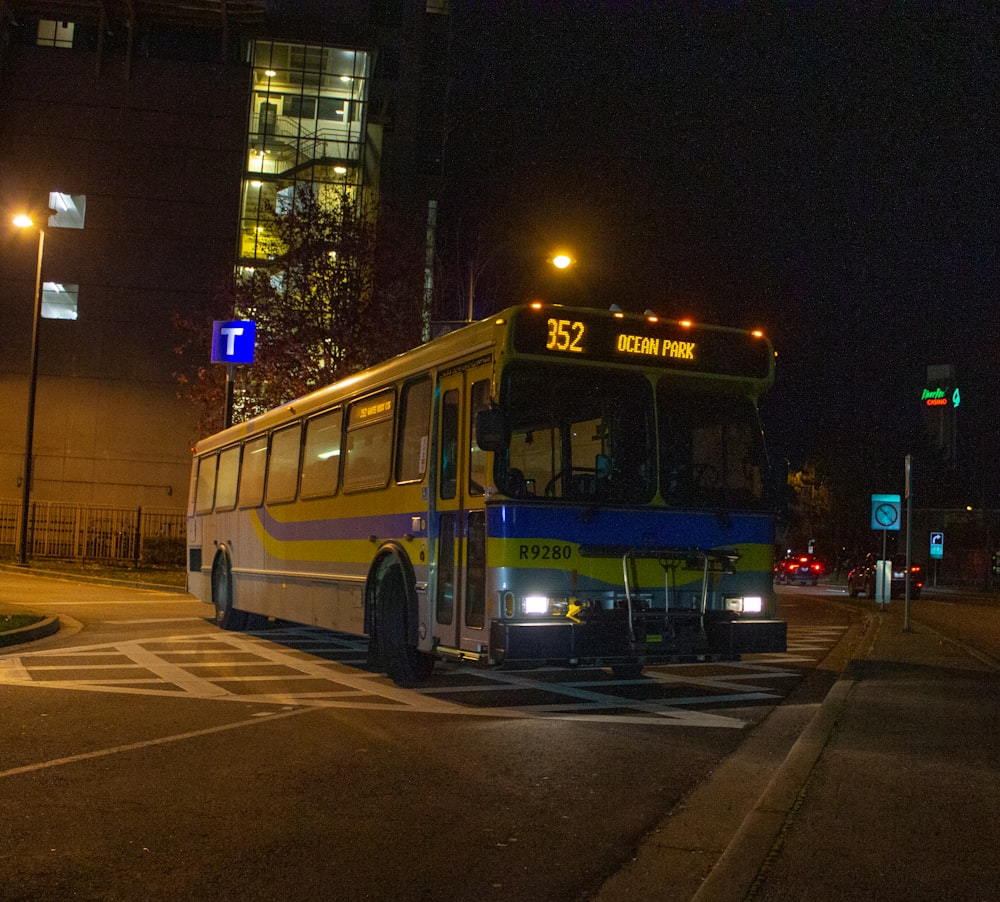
[0,624,845,728]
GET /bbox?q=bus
[186,303,786,685]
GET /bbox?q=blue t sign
[212,320,256,365]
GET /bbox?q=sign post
[871,493,901,609]
[904,455,913,631]
[211,320,256,429]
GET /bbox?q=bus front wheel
[374,564,433,688]
[212,551,247,631]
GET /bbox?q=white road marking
[0,707,317,780]
[0,624,846,729]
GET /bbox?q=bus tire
[374,564,433,687]
[211,550,247,631]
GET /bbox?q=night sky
[442,4,998,494]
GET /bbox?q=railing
[0,499,186,565]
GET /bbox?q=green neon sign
[921,386,960,408]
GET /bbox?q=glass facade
[240,40,370,261]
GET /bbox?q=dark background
[438,4,998,510]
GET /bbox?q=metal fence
[0,499,186,565]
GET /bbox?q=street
[3,571,992,901]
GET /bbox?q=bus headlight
[724,595,764,614]
[520,595,569,616]
[523,595,549,615]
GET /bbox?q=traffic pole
[904,454,913,631]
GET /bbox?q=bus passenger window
[238,436,267,508]
[397,378,432,484]
[195,454,217,514]
[301,409,343,498]
[440,389,459,500]
[344,389,395,492]
[215,446,241,511]
[266,424,303,504]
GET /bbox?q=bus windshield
[498,363,656,503]
[658,388,768,509]
[495,363,768,509]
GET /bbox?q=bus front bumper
[489,617,786,667]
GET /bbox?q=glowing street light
[551,253,574,270]
[12,213,45,566]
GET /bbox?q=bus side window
[266,424,303,504]
[301,409,343,499]
[468,380,490,496]
[195,454,218,514]
[344,389,395,492]
[440,388,459,500]
[238,436,267,508]
[214,445,241,511]
[396,377,432,484]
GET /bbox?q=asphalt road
[0,573,880,901]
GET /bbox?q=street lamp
[12,213,45,566]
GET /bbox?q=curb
[690,610,881,901]
[589,609,875,902]
[690,677,853,901]
[0,613,61,648]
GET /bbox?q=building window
[240,40,370,261]
[49,193,86,229]
[37,20,75,49]
[41,283,79,320]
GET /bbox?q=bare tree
[174,189,426,437]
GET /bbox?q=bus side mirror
[475,407,507,453]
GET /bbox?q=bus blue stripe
[257,507,416,542]
[486,505,771,547]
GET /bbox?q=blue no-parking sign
[211,320,256,365]
[871,494,901,531]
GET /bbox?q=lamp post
[13,214,44,566]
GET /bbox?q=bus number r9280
[519,544,573,561]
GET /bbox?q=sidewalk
[595,604,1000,902]
[743,609,1000,901]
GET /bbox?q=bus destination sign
[512,309,771,379]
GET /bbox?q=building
[0,1,449,518]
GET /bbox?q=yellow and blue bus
[187,303,785,685]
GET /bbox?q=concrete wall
[0,41,249,509]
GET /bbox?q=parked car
[846,553,923,599]
[774,553,824,586]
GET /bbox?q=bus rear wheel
[375,564,433,687]
[212,551,247,631]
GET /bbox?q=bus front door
[433,366,491,659]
